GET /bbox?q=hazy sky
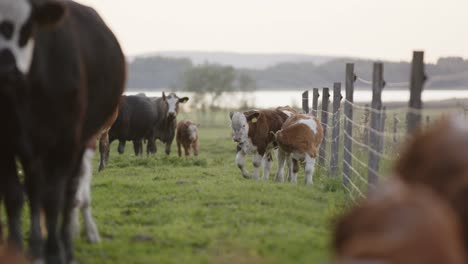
[76,0,467,62]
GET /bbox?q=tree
[183,63,236,109]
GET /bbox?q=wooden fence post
[393,113,399,144]
[362,105,370,144]
[302,91,309,113]
[426,115,430,128]
[379,106,387,151]
[330,83,342,176]
[318,88,330,167]
[343,64,355,186]
[368,63,384,191]
[407,51,426,134]
[312,88,320,117]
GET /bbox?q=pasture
[71,114,346,264]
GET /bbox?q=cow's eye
[0,21,14,40]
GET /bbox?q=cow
[333,179,466,264]
[176,120,200,157]
[146,92,189,156]
[0,1,125,263]
[274,113,323,185]
[395,115,468,251]
[108,94,156,157]
[229,106,296,180]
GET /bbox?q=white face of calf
[230,112,249,143]
[0,0,65,82]
[163,92,189,119]
[187,124,199,141]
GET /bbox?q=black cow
[146,92,189,155]
[108,94,157,157]
[0,0,125,263]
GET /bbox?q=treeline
[127,56,468,90]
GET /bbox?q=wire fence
[305,54,468,203]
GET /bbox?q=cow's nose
[0,49,16,77]
[233,137,240,143]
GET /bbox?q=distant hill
[126,53,468,91]
[135,51,338,69]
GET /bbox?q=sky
[76,0,468,63]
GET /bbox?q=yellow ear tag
[251,117,258,123]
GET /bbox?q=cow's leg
[275,149,287,182]
[146,139,156,155]
[290,159,299,183]
[252,152,262,180]
[117,140,126,154]
[98,131,110,171]
[285,154,293,182]
[43,168,68,264]
[61,158,83,264]
[1,155,23,252]
[133,140,143,156]
[177,142,182,157]
[74,149,100,243]
[235,150,251,179]
[262,152,273,180]
[165,140,173,156]
[22,158,44,261]
[184,144,190,157]
[192,141,199,156]
[304,154,316,185]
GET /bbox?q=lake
[126,89,468,109]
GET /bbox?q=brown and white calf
[229,108,294,180]
[274,114,323,185]
[176,120,200,157]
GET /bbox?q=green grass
[72,125,346,264]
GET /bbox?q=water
[126,89,468,109]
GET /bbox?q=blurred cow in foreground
[0,0,125,263]
[333,115,468,263]
[395,115,468,251]
[333,180,466,264]
[176,120,200,157]
[229,106,297,180]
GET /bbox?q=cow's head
[162,92,189,120]
[0,0,66,84]
[229,111,259,143]
[187,123,199,141]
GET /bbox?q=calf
[146,92,189,156]
[229,108,292,180]
[333,179,466,264]
[0,1,125,263]
[274,114,323,184]
[395,115,468,251]
[176,120,200,157]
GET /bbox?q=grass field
[73,125,347,264]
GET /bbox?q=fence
[301,51,467,202]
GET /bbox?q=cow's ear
[179,97,189,103]
[246,112,260,123]
[34,0,67,27]
[229,112,234,120]
[162,92,166,101]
